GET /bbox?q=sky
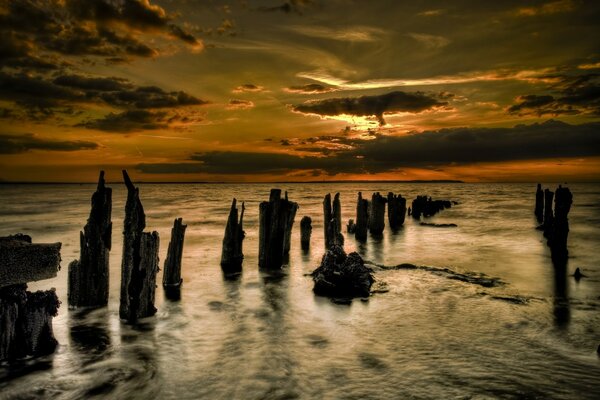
[1,0,599,182]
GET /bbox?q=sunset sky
[1,0,599,182]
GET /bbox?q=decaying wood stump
[221,199,245,273]
[355,192,369,241]
[300,216,312,251]
[543,188,554,234]
[368,192,386,235]
[68,171,112,308]
[258,189,298,269]
[387,192,407,230]
[0,235,61,361]
[120,170,159,322]
[164,218,187,290]
[411,195,453,219]
[323,193,344,249]
[347,219,356,234]
[549,185,573,262]
[535,183,544,223]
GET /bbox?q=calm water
[1,182,599,399]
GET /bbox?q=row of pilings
[534,183,573,263]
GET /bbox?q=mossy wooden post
[221,199,245,273]
[300,216,312,251]
[68,171,112,308]
[163,218,186,298]
[368,192,386,235]
[258,189,298,269]
[387,192,406,230]
[355,192,369,241]
[120,170,159,322]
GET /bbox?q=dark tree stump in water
[119,170,159,322]
[535,183,544,223]
[347,219,356,234]
[300,216,312,251]
[549,185,572,262]
[543,188,554,235]
[221,199,245,273]
[368,192,386,235]
[355,192,369,241]
[387,192,407,230]
[68,171,112,308]
[163,217,187,296]
[323,193,344,249]
[311,245,374,299]
[258,189,298,269]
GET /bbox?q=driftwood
[300,216,312,251]
[535,183,544,223]
[119,170,159,322]
[164,218,187,291]
[355,192,369,241]
[368,192,386,235]
[68,171,112,308]
[221,199,245,272]
[323,193,344,249]
[0,234,61,361]
[387,192,406,230]
[258,189,298,269]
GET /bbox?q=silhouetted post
[68,171,112,308]
[347,219,356,233]
[535,183,544,223]
[387,192,406,230]
[258,189,298,269]
[163,217,187,294]
[324,193,344,249]
[368,192,386,235]
[543,188,554,235]
[221,199,245,273]
[549,185,573,262]
[300,216,312,251]
[120,170,159,322]
[0,235,61,360]
[355,192,369,241]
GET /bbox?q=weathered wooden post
[221,199,245,273]
[324,193,344,249]
[0,235,61,360]
[120,170,160,322]
[543,188,554,235]
[300,216,312,251]
[163,217,186,294]
[368,192,386,235]
[355,192,369,241]
[549,185,573,261]
[535,183,544,223]
[387,192,406,230]
[258,189,298,269]
[68,171,112,308]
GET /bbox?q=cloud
[0,133,98,154]
[135,120,600,175]
[284,83,337,94]
[77,110,169,132]
[516,0,577,16]
[257,0,314,14]
[232,84,265,93]
[406,33,450,50]
[227,99,255,109]
[293,91,447,124]
[286,25,385,42]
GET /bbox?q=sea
[1,182,599,399]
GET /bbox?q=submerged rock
[311,245,374,299]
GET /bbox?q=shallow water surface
[1,183,599,399]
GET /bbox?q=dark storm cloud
[508,74,600,116]
[136,121,600,175]
[0,133,98,154]
[284,83,336,94]
[293,91,447,124]
[78,110,169,132]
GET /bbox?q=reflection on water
[1,182,600,399]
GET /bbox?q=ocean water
[0,182,599,399]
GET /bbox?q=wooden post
[258,189,298,269]
[68,171,112,308]
[535,183,544,223]
[368,192,386,235]
[119,170,159,322]
[323,193,344,249]
[387,192,406,230]
[163,218,187,291]
[549,185,573,261]
[323,193,332,247]
[543,188,554,235]
[300,216,312,251]
[355,192,369,241]
[221,199,245,272]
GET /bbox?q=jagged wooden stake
[163,217,187,289]
[258,189,298,269]
[221,199,245,272]
[355,192,369,241]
